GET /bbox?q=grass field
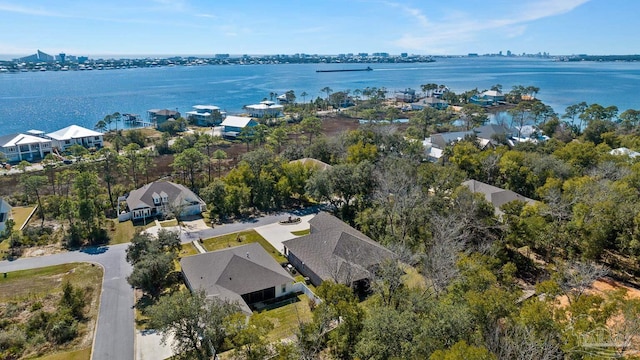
[159,219,178,227]
[201,230,287,263]
[0,263,103,360]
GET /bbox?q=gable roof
[220,115,255,128]
[289,158,332,171]
[125,181,205,211]
[46,125,103,140]
[0,133,51,147]
[473,124,513,140]
[0,198,11,214]
[283,212,395,284]
[462,179,535,215]
[180,243,294,314]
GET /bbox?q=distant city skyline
[0,0,637,58]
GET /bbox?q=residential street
[0,206,322,360]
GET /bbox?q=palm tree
[112,112,122,131]
[95,119,107,133]
[103,114,113,131]
[321,87,332,110]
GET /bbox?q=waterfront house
[244,100,284,118]
[0,198,11,233]
[148,109,181,127]
[0,133,52,163]
[470,90,505,107]
[185,105,226,127]
[220,116,258,138]
[411,97,448,110]
[282,212,395,287]
[394,88,417,103]
[117,180,206,222]
[181,243,295,315]
[46,125,104,152]
[462,179,535,216]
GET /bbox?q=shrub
[0,326,26,355]
[46,311,78,344]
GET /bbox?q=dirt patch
[22,244,65,258]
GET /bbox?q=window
[65,140,71,144]
[281,284,286,293]
[94,136,100,140]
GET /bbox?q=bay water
[2,57,640,134]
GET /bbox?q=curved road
[0,206,321,360]
[0,243,133,360]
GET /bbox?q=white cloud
[390,0,591,53]
[0,2,66,17]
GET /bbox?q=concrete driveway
[254,214,315,254]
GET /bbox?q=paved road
[0,205,323,360]
[0,244,134,360]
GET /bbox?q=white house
[244,100,284,118]
[220,115,258,138]
[0,198,11,233]
[0,133,52,163]
[185,105,226,127]
[46,125,104,151]
[117,181,207,222]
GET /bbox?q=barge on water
[316,66,373,73]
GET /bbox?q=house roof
[0,198,11,214]
[283,212,395,284]
[148,109,180,116]
[46,125,103,141]
[220,115,255,128]
[610,147,640,158]
[192,105,220,111]
[481,90,503,97]
[125,181,205,211]
[289,158,332,171]
[430,131,475,147]
[473,124,512,140]
[462,179,535,215]
[180,243,294,314]
[0,133,52,147]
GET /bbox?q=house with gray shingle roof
[462,179,536,216]
[180,243,295,314]
[282,212,395,287]
[117,180,206,222]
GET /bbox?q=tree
[112,112,122,131]
[21,175,48,227]
[285,89,296,104]
[300,116,322,144]
[103,114,114,132]
[300,91,308,104]
[618,108,640,131]
[146,290,239,360]
[460,104,487,130]
[430,341,496,360]
[321,87,333,109]
[123,143,141,187]
[94,119,107,133]
[127,252,176,299]
[98,148,121,210]
[212,149,227,178]
[172,148,207,191]
[196,134,219,183]
[562,101,588,132]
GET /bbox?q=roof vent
[246,252,250,259]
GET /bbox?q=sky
[0,0,637,58]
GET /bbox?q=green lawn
[11,206,36,229]
[291,229,310,236]
[201,230,287,263]
[256,294,313,341]
[107,219,155,245]
[159,219,178,227]
[179,242,200,257]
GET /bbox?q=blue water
[2,57,640,134]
